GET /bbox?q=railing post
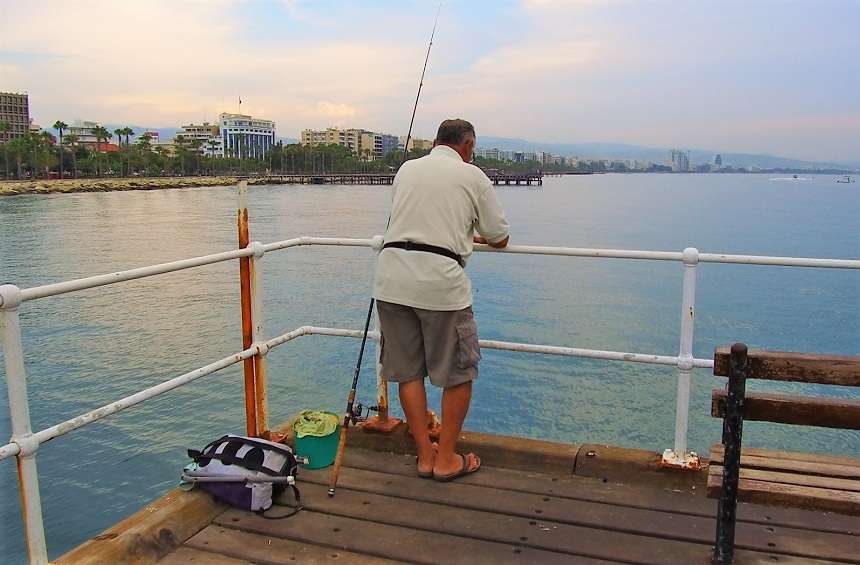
[1,284,49,565]
[662,247,700,469]
[714,342,748,565]
[237,181,258,437]
[249,241,270,436]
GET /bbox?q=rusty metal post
[237,181,258,437]
[248,240,270,437]
[1,284,49,565]
[714,342,748,565]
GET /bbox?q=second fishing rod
[328,5,442,497]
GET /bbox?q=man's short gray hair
[435,119,475,147]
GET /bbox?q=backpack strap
[258,483,302,520]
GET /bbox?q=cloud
[316,101,356,118]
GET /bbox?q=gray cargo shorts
[376,300,481,388]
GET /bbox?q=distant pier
[242,171,545,186]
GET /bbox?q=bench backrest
[712,348,860,430]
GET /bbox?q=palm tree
[136,133,152,175]
[0,120,11,180]
[91,126,110,176]
[8,135,29,179]
[114,128,125,175]
[65,133,79,178]
[53,120,68,179]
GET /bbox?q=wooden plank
[340,425,581,477]
[341,447,713,513]
[710,444,860,470]
[709,445,860,479]
[269,475,860,564]
[56,487,228,565]
[185,526,405,565]
[720,467,860,493]
[213,507,610,565]
[155,546,255,565]
[713,348,860,386]
[711,388,860,429]
[340,448,860,535]
[708,471,860,516]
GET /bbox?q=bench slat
[711,388,860,430]
[707,467,860,515]
[713,348,860,386]
[709,446,860,480]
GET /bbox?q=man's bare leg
[433,380,479,477]
[399,379,435,475]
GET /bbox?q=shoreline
[0,176,244,196]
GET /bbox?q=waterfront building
[68,119,101,145]
[0,92,30,140]
[220,113,275,159]
[360,131,398,160]
[302,128,365,152]
[475,147,500,160]
[399,136,433,152]
[302,127,398,160]
[715,154,722,166]
[176,122,219,154]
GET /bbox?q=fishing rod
[328,4,442,498]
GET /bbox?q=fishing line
[328,3,442,497]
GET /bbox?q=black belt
[383,241,464,268]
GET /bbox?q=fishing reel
[350,403,379,424]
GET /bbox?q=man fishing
[373,118,510,481]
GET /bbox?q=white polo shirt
[372,145,509,311]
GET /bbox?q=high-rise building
[0,92,30,140]
[715,154,722,166]
[670,150,690,172]
[220,113,275,159]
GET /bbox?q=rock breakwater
[0,176,252,196]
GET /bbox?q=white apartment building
[220,113,275,159]
[68,119,100,144]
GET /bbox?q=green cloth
[294,410,338,438]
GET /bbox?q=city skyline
[2,1,858,163]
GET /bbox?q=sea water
[0,173,858,562]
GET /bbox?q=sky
[1,0,858,163]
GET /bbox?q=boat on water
[836,175,855,183]
[2,181,859,565]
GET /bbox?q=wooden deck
[57,427,860,565]
[155,449,858,564]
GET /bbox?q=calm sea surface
[1,174,858,562]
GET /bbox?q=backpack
[183,435,301,517]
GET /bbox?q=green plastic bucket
[293,412,340,469]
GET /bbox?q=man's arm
[473,235,509,248]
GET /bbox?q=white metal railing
[2,231,859,564]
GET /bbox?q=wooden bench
[708,344,860,564]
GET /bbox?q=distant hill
[476,136,858,171]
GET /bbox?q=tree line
[0,121,450,180]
